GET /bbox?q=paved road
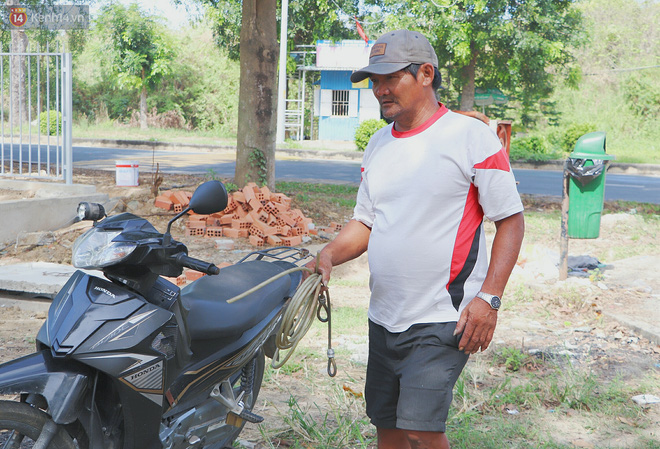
[4,144,660,204]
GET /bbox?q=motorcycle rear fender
[0,350,90,424]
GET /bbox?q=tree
[197,0,363,187]
[94,3,174,129]
[369,0,583,125]
[234,0,278,188]
[207,0,362,61]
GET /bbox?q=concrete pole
[275,0,288,144]
[559,160,570,280]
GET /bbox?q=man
[311,30,524,448]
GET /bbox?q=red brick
[248,224,265,239]
[185,227,206,237]
[173,191,190,206]
[185,270,206,282]
[248,198,263,213]
[281,235,302,246]
[330,221,343,232]
[279,213,296,227]
[232,218,253,229]
[186,220,206,229]
[248,235,265,246]
[189,214,208,222]
[173,204,184,213]
[220,214,234,225]
[175,274,187,286]
[233,191,246,203]
[261,185,272,201]
[206,227,224,238]
[223,198,238,213]
[154,197,173,211]
[266,235,282,246]
[223,228,240,238]
[242,186,256,204]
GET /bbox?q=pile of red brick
[154,183,343,247]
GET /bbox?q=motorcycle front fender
[0,350,90,424]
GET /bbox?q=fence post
[62,52,73,185]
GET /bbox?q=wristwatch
[476,292,501,310]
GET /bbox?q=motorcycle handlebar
[172,253,220,275]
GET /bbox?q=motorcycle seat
[181,260,295,341]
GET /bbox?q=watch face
[491,296,501,309]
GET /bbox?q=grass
[239,187,660,449]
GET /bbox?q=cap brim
[350,62,411,83]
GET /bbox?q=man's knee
[405,429,449,449]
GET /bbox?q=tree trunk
[140,84,148,130]
[459,48,478,112]
[235,0,277,189]
[8,0,28,128]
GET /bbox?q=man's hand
[304,251,333,287]
[454,298,498,354]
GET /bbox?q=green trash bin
[566,131,615,239]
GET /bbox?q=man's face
[369,67,427,123]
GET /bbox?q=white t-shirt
[353,104,524,333]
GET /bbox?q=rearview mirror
[188,180,228,215]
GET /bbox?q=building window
[332,90,350,116]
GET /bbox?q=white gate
[0,45,73,184]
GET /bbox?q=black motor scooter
[0,180,310,449]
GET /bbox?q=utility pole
[275,0,288,144]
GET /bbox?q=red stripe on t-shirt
[392,103,449,139]
[446,184,484,290]
[360,166,365,182]
[474,147,511,172]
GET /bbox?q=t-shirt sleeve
[471,127,524,222]
[352,129,382,228]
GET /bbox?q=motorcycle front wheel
[0,400,76,449]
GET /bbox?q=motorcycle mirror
[189,180,228,215]
[163,181,228,246]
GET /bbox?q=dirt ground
[0,169,659,448]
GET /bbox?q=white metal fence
[0,46,73,184]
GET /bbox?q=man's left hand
[454,298,498,354]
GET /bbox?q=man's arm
[309,219,371,285]
[454,211,525,354]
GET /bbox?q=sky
[89,0,204,29]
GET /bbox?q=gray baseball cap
[350,29,439,83]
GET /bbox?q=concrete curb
[72,138,364,161]
[72,137,660,175]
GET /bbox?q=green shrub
[509,135,551,161]
[39,110,62,136]
[559,122,597,153]
[354,119,387,151]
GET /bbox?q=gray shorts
[365,320,469,432]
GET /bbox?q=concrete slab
[0,179,109,246]
[0,262,99,297]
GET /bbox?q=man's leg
[377,428,450,449]
[377,427,410,449]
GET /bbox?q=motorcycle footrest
[238,409,264,424]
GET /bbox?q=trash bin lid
[569,131,615,160]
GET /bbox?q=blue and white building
[308,40,381,141]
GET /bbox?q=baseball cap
[350,29,439,83]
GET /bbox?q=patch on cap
[370,43,386,58]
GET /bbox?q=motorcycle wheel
[215,350,265,449]
[0,400,76,449]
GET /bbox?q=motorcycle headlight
[72,227,137,269]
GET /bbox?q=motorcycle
[0,180,312,449]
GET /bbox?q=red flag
[355,17,369,44]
